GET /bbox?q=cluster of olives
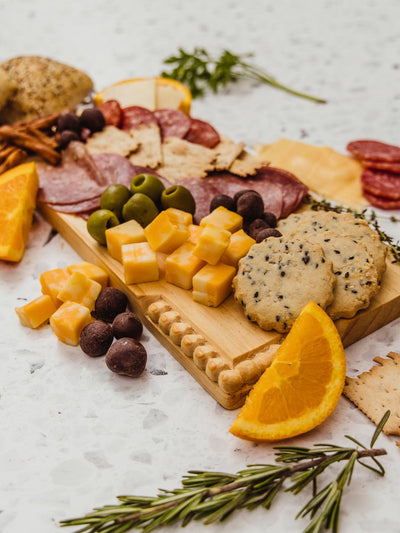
[87,173,196,246]
[56,108,106,149]
[79,287,147,378]
[210,190,281,242]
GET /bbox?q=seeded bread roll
[0,68,17,111]
[0,56,93,123]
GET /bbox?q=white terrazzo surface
[1,1,400,532]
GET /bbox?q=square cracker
[230,149,268,177]
[159,137,215,182]
[85,126,138,157]
[343,352,400,435]
[210,135,245,171]
[129,123,162,169]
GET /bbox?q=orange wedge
[230,301,346,442]
[94,77,192,115]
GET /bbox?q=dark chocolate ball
[236,192,264,221]
[261,211,278,228]
[94,287,128,322]
[79,108,106,133]
[79,320,113,357]
[255,228,282,243]
[209,194,235,213]
[57,112,80,134]
[247,218,269,239]
[105,337,147,377]
[112,311,143,340]
[58,130,80,148]
[233,189,261,206]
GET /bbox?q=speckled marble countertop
[1,1,400,532]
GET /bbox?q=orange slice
[94,77,192,115]
[230,301,346,442]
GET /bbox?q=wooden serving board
[39,204,400,409]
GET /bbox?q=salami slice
[97,100,122,127]
[46,196,102,214]
[184,118,220,148]
[121,106,157,131]
[362,190,400,210]
[362,159,400,174]
[361,168,400,200]
[347,140,400,162]
[154,109,191,140]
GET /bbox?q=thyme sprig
[305,195,400,263]
[162,47,326,103]
[60,412,389,533]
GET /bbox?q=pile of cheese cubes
[105,206,255,307]
[15,262,108,345]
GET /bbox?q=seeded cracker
[86,126,138,157]
[210,135,245,171]
[129,123,162,168]
[230,149,266,177]
[159,137,215,182]
[343,352,400,435]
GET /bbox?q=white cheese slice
[101,79,156,110]
[156,84,183,110]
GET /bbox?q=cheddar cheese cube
[200,206,242,232]
[192,263,236,307]
[39,268,70,307]
[50,301,92,346]
[193,225,231,265]
[164,207,193,226]
[144,211,189,254]
[66,262,108,289]
[221,229,256,267]
[122,242,159,284]
[105,219,146,263]
[165,242,206,290]
[15,294,57,329]
[187,224,203,244]
[58,271,102,311]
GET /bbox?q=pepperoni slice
[362,190,400,210]
[121,106,157,131]
[361,168,400,200]
[97,100,123,127]
[184,118,220,148]
[154,109,191,140]
[347,140,400,162]
[362,159,400,174]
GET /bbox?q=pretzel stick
[15,112,61,131]
[0,144,16,161]
[0,147,28,174]
[0,125,60,165]
[25,126,58,149]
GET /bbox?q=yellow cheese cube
[221,230,256,267]
[164,207,193,226]
[50,301,92,346]
[15,294,57,329]
[187,224,203,244]
[165,242,206,290]
[144,211,189,254]
[66,262,109,289]
[193,225,231,265]
[200,206,242,232]
[40,268,70,306]
[122,242,159,284]
[192,263,236,307]
[105,219,146,263]
[58,271,102,311]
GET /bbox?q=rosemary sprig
[162,47,326,103]
[305,195,400,263]
[60,412,389,533]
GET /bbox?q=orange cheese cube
[144,211,189,254]
[200,206,242,232]
[187,224,203,244]
[165,242,206,290]
[40,268,70,307]
[192,263,236,307]
[15,294,57,329]
[66,262,108,289]
[122,242,159,284]
[50,301,92,346]
[105,219,146,263]
[163,207,193,226]
[221,230,256,267]
[58,271,102,311]
[193,225,231,265]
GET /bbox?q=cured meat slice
[347,140,400,162]
[47,196,102,214]
[121,106,157,131]
[184,118,220,148]
[362,190,400,210]
[92,153,139,188]
[97,100,123,127]
[154,109,191,140]
[362,159,400,174]
[361,168,400,200]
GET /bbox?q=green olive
[130,173,165,204]
[87,209,119,246]
[161,185,196,215]
[122,193,159,227]
[100,184,131,220]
